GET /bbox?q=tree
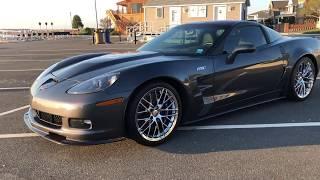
[303,0,320,17]
[72,15,84,29]
[99,17,112,29]
[303,0,320,27]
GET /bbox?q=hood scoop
[39,78,58,90]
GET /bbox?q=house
[247,10,271,23]
[106,0,147,34]
[269,0,308,24]
[115,0,146,23]
[269,0,295,23]
[268,0,317,33]
[143,0,250,34]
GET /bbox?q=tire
[126,82,182,146]
[288,57,316,101]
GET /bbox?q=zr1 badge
[197,66,206,71]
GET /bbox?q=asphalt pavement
[1,38,320,180]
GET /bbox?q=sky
[0,0,269,29]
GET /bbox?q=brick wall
[275,23,317,33]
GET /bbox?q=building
[107,0,147,34]
[116,0,146,23]
[143,0,250,34]
[269,0,309,24]
[247,10,271,23]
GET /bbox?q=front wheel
[288,57,316,101]
[127,82,182,146]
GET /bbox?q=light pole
[70,12,72,29]
[94,0,99,30]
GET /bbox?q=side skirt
[182,96,286,125]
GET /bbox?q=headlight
[67,73,119,94]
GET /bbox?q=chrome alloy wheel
[294,61,315,99]
[135,87,179,142]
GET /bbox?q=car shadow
[156,83,320,154]
[157,125,320,154]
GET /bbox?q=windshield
[138,24,227,56]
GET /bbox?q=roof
[117,0,147,6]
[292,0,299,5]
[248,10,271,19]
[271,1,289,9]
[144,0,250,7]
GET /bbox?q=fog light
[69,119,92,129]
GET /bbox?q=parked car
[24,21,320,146]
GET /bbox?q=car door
[210,25,285,109]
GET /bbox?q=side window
[264,26,282,43]
[224,26,267,53]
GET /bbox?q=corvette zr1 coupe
[24,21,320,146]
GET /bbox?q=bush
[79,27,93,35]
[303,29,320,34]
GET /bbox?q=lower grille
[34,110,62,128]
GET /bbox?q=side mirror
[226,43,256,64]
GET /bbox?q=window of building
[188,6,207,18]
[131,3,142,13]
[156,7,164,18]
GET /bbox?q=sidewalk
[281,32,320,37]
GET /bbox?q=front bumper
[25,72,132,145]
[24,92,129,145]
[24,108,124,145]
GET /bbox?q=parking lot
[2,38,320,179]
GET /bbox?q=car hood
[51,51,163,82]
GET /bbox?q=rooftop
[144,0,250,6]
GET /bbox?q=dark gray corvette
[24,21,320,146]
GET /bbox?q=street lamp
[94,0,99,30]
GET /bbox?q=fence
[0,29,81,43]
[275,23,317,33]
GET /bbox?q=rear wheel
[127,82,182,146]
[289,57,316,101]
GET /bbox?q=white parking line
[0,59,59,62]
[23,48,113,52]
[0,87,30,90]
[0,53,85,57]
[0,69,44,72]
[1,122,320,140]
[0,49,136,57]
[0,105,29,117]
[179,122,320,131]
[0,133,39,139]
